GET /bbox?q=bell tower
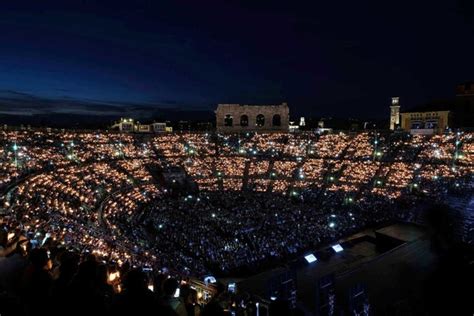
[390,97,400,130]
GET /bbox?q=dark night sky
[0,0,473,120]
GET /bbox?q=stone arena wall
[215,103,289,132]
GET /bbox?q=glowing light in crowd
[332,244,344,252]
[304,254,318,263]
[108,271,120,282]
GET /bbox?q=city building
[454,82,474,127]
[289,120,299,133]
[137,123,151,133]
[111,118,135,132]
[392,82,473,134]
[400,110,450,135]
[389,97,401,130]
[215,102,289,133]
[456,81,474,96]
[151,122,167,133]
[299,117,306,127]
[111,118,171,133]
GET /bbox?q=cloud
[0,90,184,117]
[0,91,217,127]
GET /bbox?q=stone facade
[389,97,401,130]
[400,110,450,134]
[215,102,289,133]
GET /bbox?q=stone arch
[256,114,265,127]
[272,114,281,126]
[240,115,249,126]
[224,114,233,126]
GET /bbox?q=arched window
[272,114,281,126]
[256,114,265,127]
[240,115,249,126]
[224,114,233,126]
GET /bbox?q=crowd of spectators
[0,129,472,315]
[0,226,247,316]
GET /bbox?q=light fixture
[331,244,343,253]
[304,254,317,263]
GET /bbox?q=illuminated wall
[215,103,290,133]
[400,110,450,134]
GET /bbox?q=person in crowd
[0,239,29,295]
[181,285,201,316]
[51,250,79,297]
[0,231,26,259]
[20,248,53,316]
[201,283,227,316]
[0,239,29,316]
[110,268,175,316]
[163,277,188,316]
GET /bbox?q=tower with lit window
[389,97,400,130]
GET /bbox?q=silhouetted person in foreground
[20,248,52,316]
[163,277,188,316]
[0,239,29,316]
[201,283,226,316]
[66,257,109,316]
[181,285,201,316]
[110,268,176,316]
